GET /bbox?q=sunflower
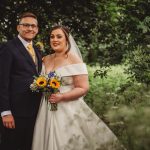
[36,76,47,88]
[49,78,60,89]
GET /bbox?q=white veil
[69,34,83,61]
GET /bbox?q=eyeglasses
[19,23,38,29]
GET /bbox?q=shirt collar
[18,35,33,49]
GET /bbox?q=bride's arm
[49,52,89,103]
[49,74,89,103]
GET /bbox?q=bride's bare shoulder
[42,54,54,63]
[68,52,83,64]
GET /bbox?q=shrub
[125,45,150,86]
[86,65,150,150]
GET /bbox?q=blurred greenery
[0,0,150,65]
[86,65,150,150]
[0,1,150,149]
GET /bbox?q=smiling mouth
[53,43,59,46]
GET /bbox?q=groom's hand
[2,114,15,129]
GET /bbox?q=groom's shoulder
[0,38,17,55]
[0,42,6,55]
[6,37,19,45]
[0,42,6,49]
[2,37,19,50]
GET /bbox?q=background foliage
[1,0,150,64]
[0,0,150,149]
[86,65,150,150]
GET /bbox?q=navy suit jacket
[0,37,42,117]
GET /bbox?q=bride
[32,25,125,150]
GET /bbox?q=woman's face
[50,29,67,52]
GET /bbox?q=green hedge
[85,65,150,150]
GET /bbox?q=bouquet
[30,71,61,111]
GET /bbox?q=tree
[0,0,150,66]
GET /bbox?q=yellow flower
[36,42,44,50]
[36,76,47,88]
[49,79,60,89]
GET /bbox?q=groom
[0,12,42,150]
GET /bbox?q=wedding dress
[32,63,124,150]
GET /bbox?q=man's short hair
[18,12,38,24]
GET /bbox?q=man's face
[17,17,38,42]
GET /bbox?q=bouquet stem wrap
[44,92,57,111]
[30,71,61,111]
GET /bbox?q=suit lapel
[14,37,38,74]
[34,45,42,74]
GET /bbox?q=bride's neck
[54,52,67,58]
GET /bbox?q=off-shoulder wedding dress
[32,63,124,150]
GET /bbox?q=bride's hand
[48,93,63,103]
